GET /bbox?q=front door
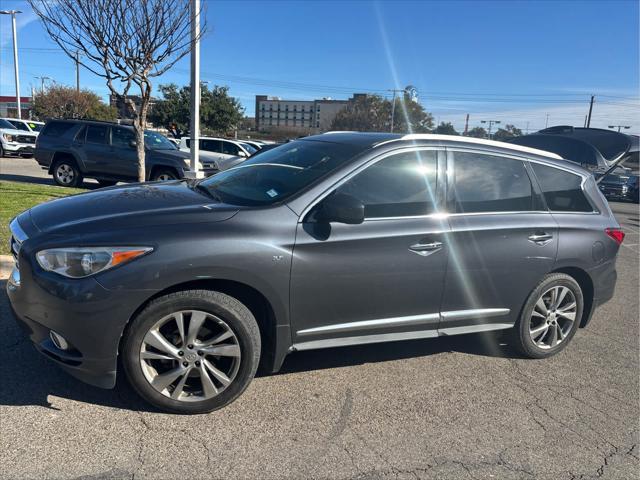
[107,127,138,179]
[290,148,449,348]
[438,149,558,334]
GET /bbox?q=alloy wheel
[56,164,75,184]
[529,286,577,349]
[139,310,241,402]
[156,174,173,181]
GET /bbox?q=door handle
[409,241,443,256]
[528,232,553,245]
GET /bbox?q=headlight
[3,133,15,142]
[36,247,153,278]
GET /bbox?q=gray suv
[8,133,624,414]
[34,119,205,187]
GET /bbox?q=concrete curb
[0,254,14,280]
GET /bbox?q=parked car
[34,119,213,187]
[8,133,623,414]
[598,173,640,202]
[239,139,265,151]
[1,118,45,135]
[178,137,252,171]
[0,118,37,158]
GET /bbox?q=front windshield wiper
[195,183,223,202]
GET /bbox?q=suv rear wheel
[513,273,583,359]
[53,158,83,187]
[122,290,261,414]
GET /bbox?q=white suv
[1,118,45,136]
[178,137,254,171]
[0,118,37,158]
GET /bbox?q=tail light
[605,228,625,245]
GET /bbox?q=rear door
[439,148,558,334]
[76,124,110,173]
[290,148,449,347]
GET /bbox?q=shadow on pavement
[0,173,101,189]
[0,279,520,413]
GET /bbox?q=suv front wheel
[53,158,83,187]
[122,290,261,414]
[513,273,584,359]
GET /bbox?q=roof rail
[396,134,562,160]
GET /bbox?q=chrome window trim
[297,146,443,223]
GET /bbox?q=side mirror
[237,150,247,158]
[316,193,365,225]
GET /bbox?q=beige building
[255,94,367,133]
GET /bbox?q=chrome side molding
[296,313,440,336]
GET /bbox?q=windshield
[8,120,29,131]
[28,122,44,132]
[145,130,177,150]
[239,142,258,154]
[197,139,360,206]
[0,119,17,130]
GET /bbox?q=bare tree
[28,0,204,181]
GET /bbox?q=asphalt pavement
[0,160,638,480]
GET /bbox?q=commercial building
[0,96,32,118]
[255,94,367,133]
[109,94,157,119]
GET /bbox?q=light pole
[480,119,501,139]
[388,88,406,133]
[608,125,631,133]
[1,10,23,119]
[545,113,550,128]
[186,0,203,179]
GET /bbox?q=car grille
[9,218,27,269]
[16,135,36,144]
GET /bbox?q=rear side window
[531,163,593,212]
[337,149,438,218]
[40,121,75,137]
[201,139,222,153]
[451,152,536,213]
[86,125,108,144]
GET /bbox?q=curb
[0,254,14,280]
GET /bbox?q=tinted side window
[40,121,75,137]
[201,139,222,153]
[112,128,134,147]
[337,150,438,218]
[86,125,108,144]
[222,141,241,156]
[531,163,593,212]
[451,152,535,213]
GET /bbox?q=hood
[0,127,34,137]
[29,180,240,234]
[150,148,190,161]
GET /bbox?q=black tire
[52,157,83,187]
[98,180,118,187]
[150,168,178,181]
[122,290,261,414]
[0,145,4,158]
[512,273,584,359]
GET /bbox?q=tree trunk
[133,118,146,182]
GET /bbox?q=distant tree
[466,126,488,138]
[330,95,391,132]
[149,84,244,137]
[391,92,434,133]
[32,85,116,121]
[29,0,204,182]
[330,93,434,133]
[433,122,459,135]
[492,124,523,141]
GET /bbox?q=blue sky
[1,0,638,133]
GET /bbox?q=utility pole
[525,121,530,134]
[34,76,51,94]
[586,95,595,128]
[608,125,631,133]
[463,114,469,135]
[545,113,550,128]
[1,10,23,118]
[388,88,406,133]
[480,119,501,139]
[186,0,203,179]
[75,51,80,92]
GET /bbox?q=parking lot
[0,156,638,480]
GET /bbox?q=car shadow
[0,280,521,413]
[0,173,102,189]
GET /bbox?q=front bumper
[6,256,149,389]
[2,142,35,155]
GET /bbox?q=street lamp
[0,10,23,119]
[480,119,501,139]
[608,125,631,133]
